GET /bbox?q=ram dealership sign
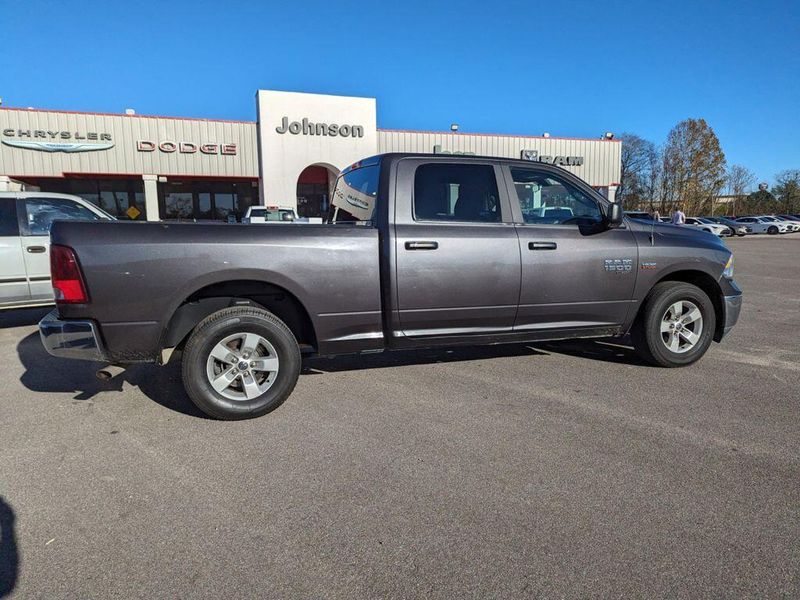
[521,149,584,166]
[275,116,364,138]
[2,128,114,152]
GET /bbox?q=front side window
[23,197,102,235]
[0,199,19,237]
[413,163,500,223]
[329,164,380,225]
[510,167,602,225]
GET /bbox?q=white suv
[1,192,113,310]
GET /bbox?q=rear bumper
[39,309,106,362]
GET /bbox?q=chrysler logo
[2,139,114,153]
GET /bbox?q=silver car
[0,192,113,309]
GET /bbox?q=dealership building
[0,90,621,221]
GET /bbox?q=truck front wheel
[181,306,301,419]
[631,282,716,367]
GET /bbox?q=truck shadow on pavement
[0,497,19,599]
[15,332,209,418]
[16,330,645,418]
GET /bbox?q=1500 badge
[603,258,633,273]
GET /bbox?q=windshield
[329,162,380,225]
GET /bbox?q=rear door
[19,196,104,301]
[392,158,521,336]
[0,197,31,306]
[504,164,638,331]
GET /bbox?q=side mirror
[606,202,624,228]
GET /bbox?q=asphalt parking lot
[1,235,798,598]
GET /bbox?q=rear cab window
[329,158,380,225]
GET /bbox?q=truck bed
[51,220,383,362]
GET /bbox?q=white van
[0,192,114,309]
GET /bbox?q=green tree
[661,118,727,215]
[773,169,800,213]
[742,184,778,214]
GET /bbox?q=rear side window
[0,199,19,236]
[329,164,380,225]
[22,197,102,236]
[413,163,500,223]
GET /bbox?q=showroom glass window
[16,178,146,220]
[413,163,500,223]
[510,168,602,225]
[159,180,259,222]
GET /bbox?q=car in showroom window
[510,167,603,225]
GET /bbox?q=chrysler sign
[2,128,114,152]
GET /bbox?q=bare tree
[617,133,660,211]
[661,118,727,215]
[725,164,756,216]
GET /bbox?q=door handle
[26,246,46,254]
[405,241,439,250]
[528,241,557,250]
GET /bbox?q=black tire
[768,225,778,235]
[631,281,716,368]
[181,306,301,420]
[737,233,745,237]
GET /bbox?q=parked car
[777,214,800,226]
[703,216,749,236]
[39,153,741,420]
[734,216,790,235]
[1,192,114,310]
[684,217,730,236]
[241,206,298,224]
[761,215,799,233]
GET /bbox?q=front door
[504,165,638,331]
[0,198,30,306]
[393,160,521,336]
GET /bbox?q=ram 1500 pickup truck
[39,153,742,419]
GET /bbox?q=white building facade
[0,90,621,221]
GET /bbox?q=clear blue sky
[1,0,798,186]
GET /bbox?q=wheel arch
[160,280,318,359]
[646,270,726,342]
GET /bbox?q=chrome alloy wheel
[660,300,703,354]
[205,332,280,401]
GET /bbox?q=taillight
[50,245,88,304]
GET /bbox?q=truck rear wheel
[181,306,301,420]
[631,282,715,367]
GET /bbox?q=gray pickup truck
[40,153,742,419]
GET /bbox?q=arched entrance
[296,163,339,218]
